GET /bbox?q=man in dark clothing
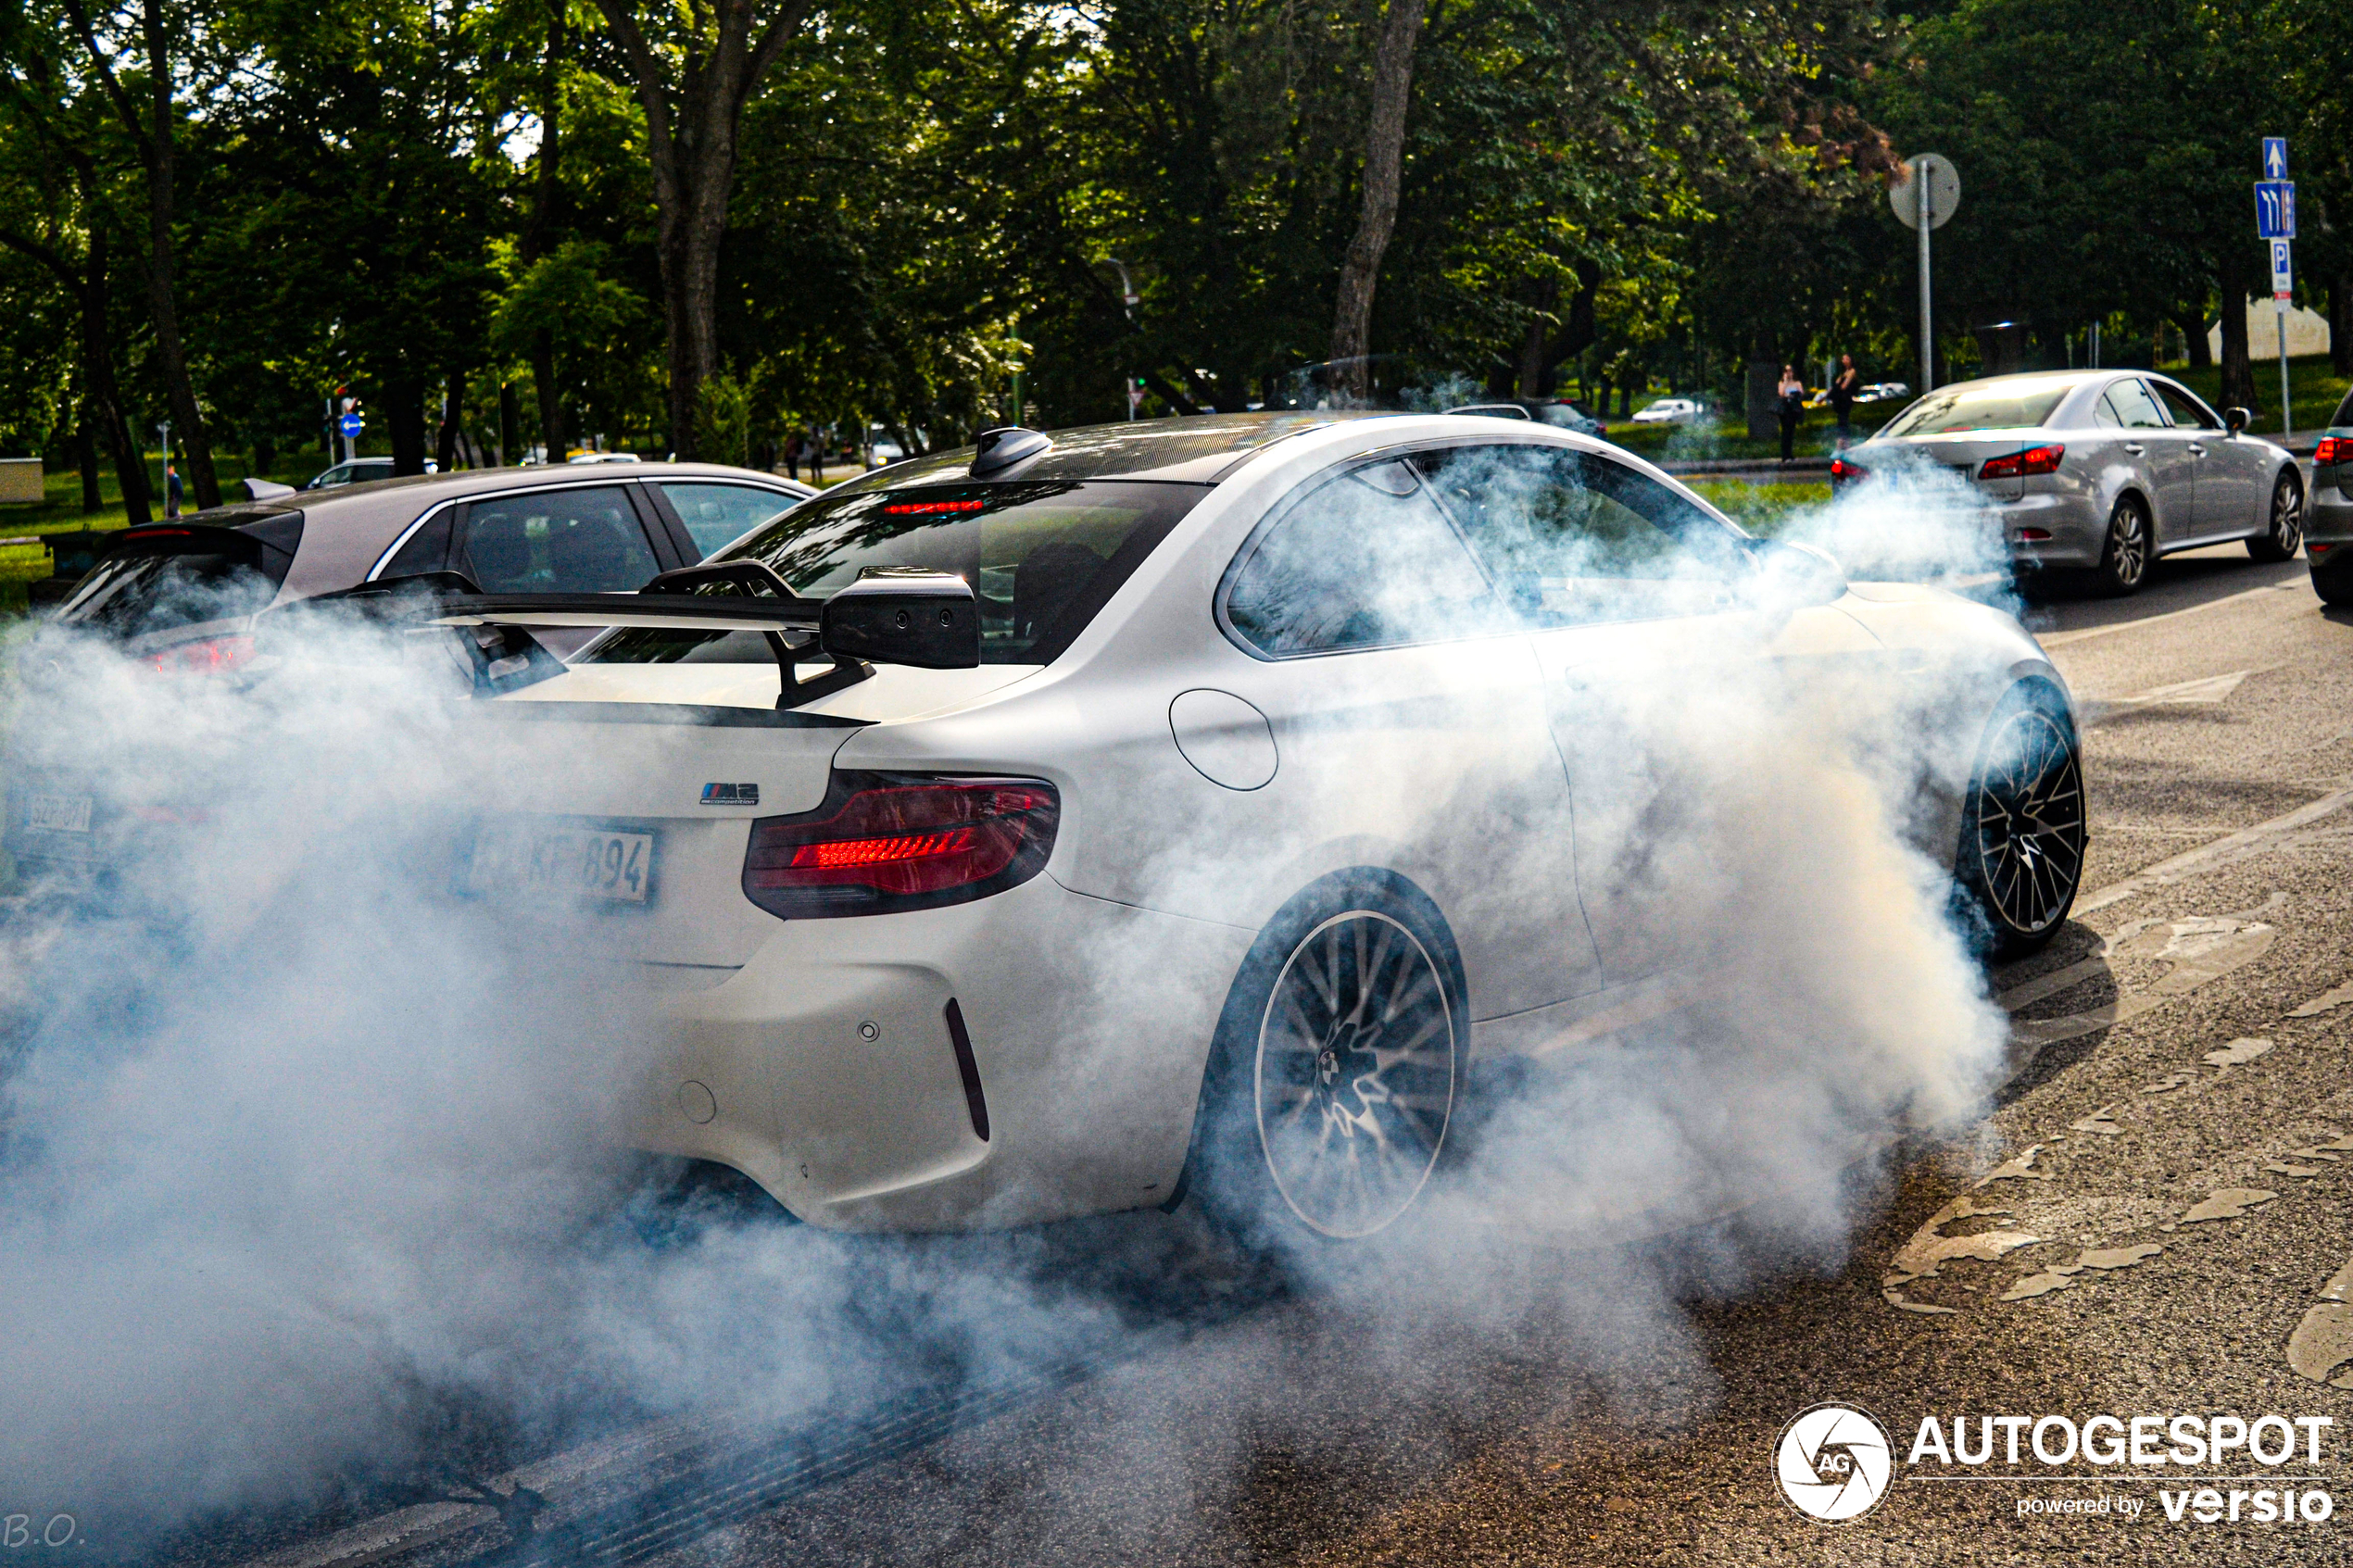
[165,461,182,518]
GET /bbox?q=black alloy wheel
[1957,686,2086,958]
[1189,872,1463,1243]
[2091,494,2150,596]
[2247,470,2305,563]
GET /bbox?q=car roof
[160,462,814,601]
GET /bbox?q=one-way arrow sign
[2264,136,2288,180]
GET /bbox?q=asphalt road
[649,545,2353,1568]
[208,543,2353,1568]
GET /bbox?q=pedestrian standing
[1776,365,1805,462]
[165,460,182,518]
[783,433,801,482]
[1830,353,1861,443]
[806,429,823,487]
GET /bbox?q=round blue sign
[338,412,362,438]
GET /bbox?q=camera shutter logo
[1775,1403,1894,1523]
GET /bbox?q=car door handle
[2123,443,2145,456]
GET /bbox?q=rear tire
[1188,872,1465,1246]
[2247,470,2304,562]
[2313,557,2353,607]
[1955,684,2086,959]
[2089,494,2151,596]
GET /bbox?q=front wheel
[1956,685,2087,958]
[1189,873,1464,1244]
[2090,494,2151,596]
[2247,470,2304,562]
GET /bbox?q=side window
[457,485,659,593]
[2093,395,2122,428]
[380,511,451,579]
[2151,381,2221,431]
[2105,380,2170,430]
[1224,459,1501,657]
[1417,444,1743,627]
[659,482,795,558]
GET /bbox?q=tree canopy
[0,0,2341,489]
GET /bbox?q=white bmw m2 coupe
[418,412,2082,1240]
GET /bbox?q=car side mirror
[819,568,981,668]
[2225,407,2251,434]
[1741,537,1847,607]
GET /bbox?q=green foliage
[693,370,755,470]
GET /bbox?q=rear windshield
[1880,383,2070,436]
[2332,387,2353,430]
[585,480,1205,667]
[54,517,302,637]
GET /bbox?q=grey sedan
[1833,370,2304,596]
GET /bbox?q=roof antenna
[970,426,1051,476]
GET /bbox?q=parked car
[299,412,2080,1241]
[1630,396,1704,425]
[2303,386,2353,606]
[306,458,436,489]
[1832,370,2302,596]
[39,464,816,660]
[1440,399,1610,438]
[1860,382,1911,403]
[568,452,644,465]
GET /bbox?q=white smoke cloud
[0,458,2029,1545]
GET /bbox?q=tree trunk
[2218,266,2258,416]
[76,413,101,512]
[61,0,219,508]
[388,374,429,475]
[593,0,812,458]
[1327,0,1426,400]
[533,334,563,460]
[498,381,518,466]
[80,234,149,524]
[2176,309,2213,370]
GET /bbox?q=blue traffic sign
[338,411,362,438]
[2263,137,2288,180]
[2256,181,2296,240]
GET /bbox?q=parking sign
[2271,240,2293,301]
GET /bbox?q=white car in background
[389,413,2081,1242]
[1629,397,1704,425]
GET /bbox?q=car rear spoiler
[312,561,980,709]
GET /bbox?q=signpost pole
[1919,174,1933,392]
[2279,301,2292,441]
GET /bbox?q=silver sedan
[1833,370,2305,596]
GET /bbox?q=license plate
[24,791,93,834]
[469,823,655,904]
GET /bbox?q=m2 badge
[700,783,759,807]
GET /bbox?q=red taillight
[2318,436,2347,465]
[882,498,986,516]
[743,776,1059,917]
[141,634,257,675]
[2016,528,2053,542]
[1831,457,1869,482]
[1980,444,2065,481]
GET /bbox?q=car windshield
[1880,383,2070,436]
[2332,387,2353,429]
[585,479,1207,667]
